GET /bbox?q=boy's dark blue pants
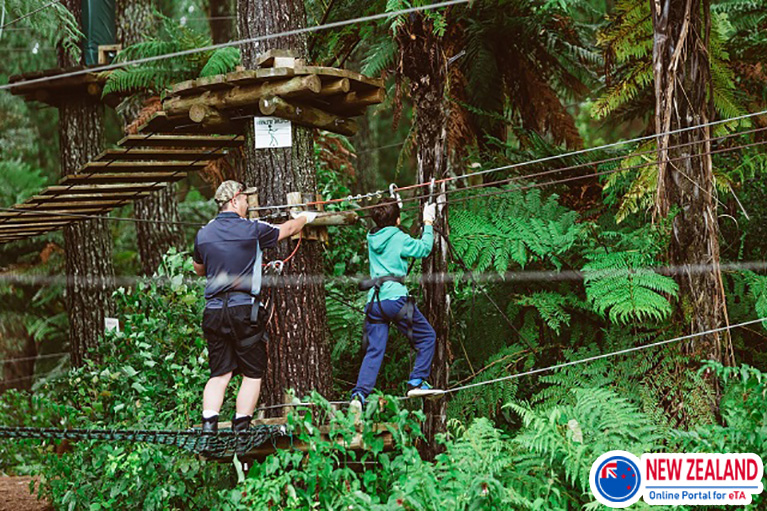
[352,296,436,397]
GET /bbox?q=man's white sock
[235,413,251,420]
[202,410,219,419]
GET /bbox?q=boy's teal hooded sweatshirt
[366,225,434,303]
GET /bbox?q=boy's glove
[423,203,436,224]
[290,210,319,224]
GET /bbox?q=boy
[351,198,439,402]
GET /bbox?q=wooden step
[117,134,244,149]
[96,148,227,162]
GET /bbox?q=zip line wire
[0,0,470,91]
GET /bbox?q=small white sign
[104,317,120,333]
[254,117,292,149]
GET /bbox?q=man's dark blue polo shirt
[193,212,280,309]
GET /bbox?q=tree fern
[450,188,583,274]
[199,48,241,78]
[582,250,678,324]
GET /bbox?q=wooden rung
[61,172,188,185]
[17,200,129,210]
[44,183,167,194]
[117,134,244,149]
[0,221,71,231]
[95,149,227,162]
[80,161,207,173]
[0,215,89,224]
[31,191,153,202]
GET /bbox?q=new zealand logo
[590,451,643,508]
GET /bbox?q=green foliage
[741,271,767,330]
[0,251,231,509]
[515,291,585,334]
[199,47,241,78]
[0,160,46,206]
[2,0,83,61]
[102,13,240,96]
[450,188,582,273]
[582,250,679,324]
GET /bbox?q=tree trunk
[117,0,184,276]
[651,0,732,366]
[237,0,332,411]
[58,0,115,367]
[397,15,451,460]
[210,0,235,44]
[0,325,37,392]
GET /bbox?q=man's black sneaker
[232,415,252,457]
[201,414,219,433]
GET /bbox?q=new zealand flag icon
[594,455,641,503]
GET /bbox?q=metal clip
[389,183,403,210]
[264,260,284,275]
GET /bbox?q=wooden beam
[171,67,295,96]
[18,200,129,210]
[333,89,386,112]
[61,172,188,185]
[80,161,208,173]
[258,96,357,136]
[95,148,225,162]
[189,104,229,125]
[163,75,323,116]
[32,191,153,201]
[293,64,384,89]
[256,49,296,68]
[311,211,359,226]
[117,134,244,149]
[43,183,167,194]
[0,221,71,231]
[317,78,350,97]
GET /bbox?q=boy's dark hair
[370,197,400,228]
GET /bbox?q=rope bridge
[0,425,288,459]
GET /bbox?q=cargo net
[0,425,288,459]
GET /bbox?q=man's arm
[193,261,206,276]
[276,211,318,241]
[277,216,308,241]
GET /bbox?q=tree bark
[116,0,184,276]
[397,14,451,460]
[58,0,115,367]
[237,0,332,411]
[651,0,732,366]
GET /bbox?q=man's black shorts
[202,304,268,379]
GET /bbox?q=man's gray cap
[214,180,257,204]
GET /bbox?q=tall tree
[396,11,451,459]
[236,0,332,410]
[209,0,235,44]
[116,0,184,276]
[58,0,116,366]
[651,0,732,365]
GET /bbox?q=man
[192,181,316,441]
[351,198,439,403]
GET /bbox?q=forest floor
[0,477,51,511]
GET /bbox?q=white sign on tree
[254,117,292,149]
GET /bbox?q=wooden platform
[7,66,121,108]
[153,50,385,137]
